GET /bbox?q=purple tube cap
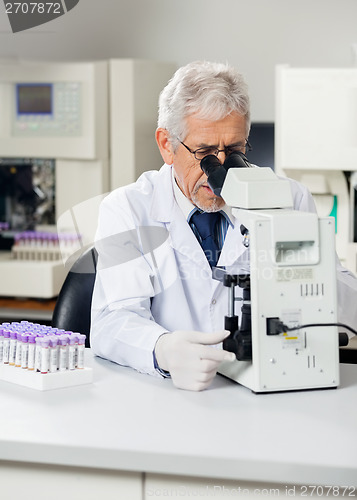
[58,335,69,346]
[48,336,58,347]
[40,337,50,347]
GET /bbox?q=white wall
[0,0,356,121]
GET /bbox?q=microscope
[201,153,345,393]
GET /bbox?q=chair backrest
[51,246,98,347]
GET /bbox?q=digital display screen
[17,84,52,115]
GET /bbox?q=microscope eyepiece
[200,151,253,197]
[223,151,252,170]
[200,155,226,197]
[200,154,222,176]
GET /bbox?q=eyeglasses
[178,139,252,161]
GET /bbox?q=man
[90,61,357,391]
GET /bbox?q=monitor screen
[17,84,53,115]
[246,123,275,170]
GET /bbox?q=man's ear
[156,128,174,165]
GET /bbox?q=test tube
[3,330,10,364]
[35,336,42,372]
[9,331,17,366]
[68,335,77,370]
[0,329,4,364]
[77,334,86,369]
[15,332,22,367]
[58,335,69,371]
[40,337,50,374]
[21,334,29,369]
[71,333,81,367]
[27,334,36,371]
[54,332,61,368]
[49,336,58,373]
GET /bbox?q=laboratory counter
[0,350,356,500]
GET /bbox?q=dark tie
[189,210,222,267]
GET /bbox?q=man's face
[172,112,247,212]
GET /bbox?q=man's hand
[154,330,236,391]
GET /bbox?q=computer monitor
[246,122,275,170]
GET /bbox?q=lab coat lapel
[149,164,175,224]
[169,204,211,268]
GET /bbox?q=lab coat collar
[150,164,176,223]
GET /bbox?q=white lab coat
[90,163,357,376]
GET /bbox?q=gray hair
[157,61,251,150]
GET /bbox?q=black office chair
[51,246,98,347]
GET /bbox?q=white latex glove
[154,330,236,391]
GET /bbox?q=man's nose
[216,150,226,163]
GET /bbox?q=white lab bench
[0,350,356,500]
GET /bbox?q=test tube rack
[0,364,93,391]
[0,321,93,391]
